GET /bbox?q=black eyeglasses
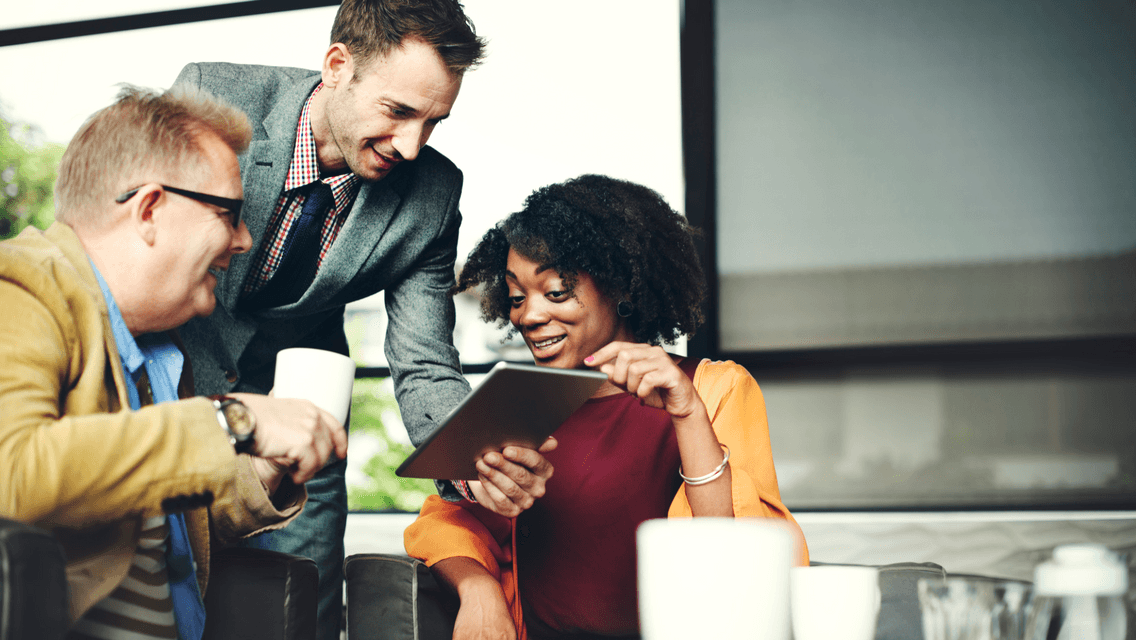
[115,185,244,228]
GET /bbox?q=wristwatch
[211,395,256,453]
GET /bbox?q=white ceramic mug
[272,348,356,425]
[637,518,796,640]
[791,566,881,640]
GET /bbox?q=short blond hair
[54,84,252,226]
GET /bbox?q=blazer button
[224,369,238,384]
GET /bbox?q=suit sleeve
[667,361,810,565]
[382,174,471,434]
[383,183,470,447]
[0,281,240,528]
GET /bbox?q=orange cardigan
[404,359,808,639]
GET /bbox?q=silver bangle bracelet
[678,444,731,486]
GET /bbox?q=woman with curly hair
[405,174,807,640]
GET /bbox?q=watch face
[222,402,255,439]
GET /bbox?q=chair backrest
[202,547,319,640]
[344,554,458,640]
[0,517,70,640]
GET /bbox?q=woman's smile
[531,335,566,351]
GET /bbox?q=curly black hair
[454,174,706,345]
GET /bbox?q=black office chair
[0,516,318,640]
[0,517,69,640]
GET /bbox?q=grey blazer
[174,62,470,447]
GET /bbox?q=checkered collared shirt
[242,83,362,296]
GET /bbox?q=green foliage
[1,108,63,239]
[348,377,436,512]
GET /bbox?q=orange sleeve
[667,360,809,565]
[404,495,514,576]
[404,495,526,637]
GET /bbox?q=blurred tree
[1,106,63,239]
[347,377,436,512]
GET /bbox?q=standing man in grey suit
[172,2,484,638]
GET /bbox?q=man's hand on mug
[468,436,557,518]
[230,393,348,486]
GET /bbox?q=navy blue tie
[250,183,335,308]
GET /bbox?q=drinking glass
[918,577,1032,640]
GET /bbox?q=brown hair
[54,84,251,227]
[330,0,486,76]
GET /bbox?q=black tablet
[395,362,608,480]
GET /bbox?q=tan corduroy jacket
[0,223,305,621]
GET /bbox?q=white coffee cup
[790,566,881,640]
[637,518,796,640]
[272,348,356,425]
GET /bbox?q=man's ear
[126,184,163,246]
[322,43,353,88]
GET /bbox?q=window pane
[715,0,1136,351]
[347,376,436,512]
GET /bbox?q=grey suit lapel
[221,73,322,311]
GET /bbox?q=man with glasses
[0,84,347,639]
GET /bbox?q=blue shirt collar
[90,260,146,378]
[89,261,185,408]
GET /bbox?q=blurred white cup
[273,348,356,425]
[791,566,881,640]
[637,518,796,640]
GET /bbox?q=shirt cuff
[452,479,478,503]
